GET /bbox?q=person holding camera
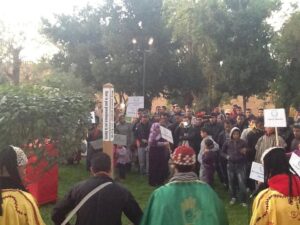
[174,116,197,151]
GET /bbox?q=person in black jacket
[174,116,197,151]
[134,114,151,175]
[52,152,143,225]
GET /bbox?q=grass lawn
[40,162,250,225]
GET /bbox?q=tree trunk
[12,47,22,85]
[144,95,152,112]
[184,92,194,108]
[242,96,248,113]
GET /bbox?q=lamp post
[132,37,154,97]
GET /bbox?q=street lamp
[132,38,137,45]
[132,37,154,97]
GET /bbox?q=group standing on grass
[1,104,300,225]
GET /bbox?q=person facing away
[198,127,219,182]
[0,145,45,225]
[140,146,228,225]
[250,147,300,225]
[201,139,217,186]
[52,152,143,225]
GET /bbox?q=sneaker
[229,198,236,205]
[241,203,247,207]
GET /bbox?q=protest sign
[90,111,96,124]
[264,109,287,146]
[249,162,264,183]
[264,109,287,128]
[160,126,174,144]
[126,96,144,117]
[113,134,127,146]
[289,152,300,177]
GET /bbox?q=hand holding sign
[160,126,174,144]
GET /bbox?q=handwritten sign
[290,153,300,177]
[126,96,144,118]
[113,134,127,146]
[103,86,114,141]
[160,126,174,144]
[249,162,264,183]
[264,109,287,127]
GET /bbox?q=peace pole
[103,83,114,176]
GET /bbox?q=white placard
[103,86,114,141]
[289,153,300,177]
[126,96,144,117]
[90,111,96,124]
[160,126,174,144]
[113,134,127,146]
[264,109,287,127]
[250,162,264,183]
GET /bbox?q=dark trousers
[86,146,101,170]
[215,153,228,185]
[246,162,255,191]
[227,162,247,202]
[148,146,169,186]
[117,163,126,179]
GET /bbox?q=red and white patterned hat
[172,146,196,166]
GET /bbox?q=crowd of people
[0,104,300,225]
[110,104,300,202]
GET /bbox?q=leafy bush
[0,84,92,160]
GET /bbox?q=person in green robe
[140,145,228,225]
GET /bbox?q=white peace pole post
[103,83,114,176]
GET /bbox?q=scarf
[148,123,162,143]
[169,172,199,182]
[268,174,300,197]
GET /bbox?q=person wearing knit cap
[0,145,45,225]
[140,146,228,225]
[250,147,300,225]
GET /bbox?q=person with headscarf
[140,146,228,225]
[148,122,170,186]
[250,147,300,225]
[0,145,45,225]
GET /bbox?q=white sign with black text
[289,153,300,177]
[126,96,144,118]
[90,111,96,124]
[113,134,127,146]
[264,108,287,128]
[160,126,174,144]
[103,87,114,141]
[249,162,264,183]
